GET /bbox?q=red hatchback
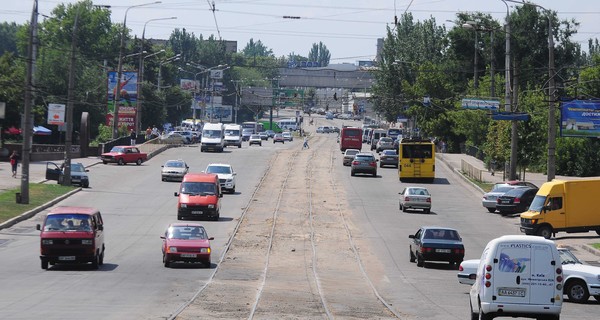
[161,223,213,268]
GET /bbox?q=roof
[182,173,218,182]
[48,206,99,215]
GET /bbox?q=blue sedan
[409,226,465,269]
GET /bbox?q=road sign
[462,98,500,111]
[491,112,530,121]
[47,103,66,125]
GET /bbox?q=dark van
[36,206,105,270]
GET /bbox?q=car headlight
[169,246,177,253]
[81,239,93,245]
[180,204,187,208]
[200,248,211,253]
[42,239,53,245]
[208,204,215,209]
[227,179,233,183]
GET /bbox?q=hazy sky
[2,0,599,63]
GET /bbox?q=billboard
[107,71,138,131]
[205,104,233,122]
[461,98,500,111]
[47,103,65,125]
[180,79,196,91]
[560,100,600,138]
[273,89,304,107]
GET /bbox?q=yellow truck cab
[520,179,600,239]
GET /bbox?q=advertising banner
[180,79,195,91]
[47,103,65,125]
[273,89,304,107]
[560,100,600,138]
[107,71,138,129]
[205,105,233,122]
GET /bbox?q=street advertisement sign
[273,89,304,107]
[205,104,233,122]
[461,98,500,110]
[47,103,65,125]
[560,100,600,138]
[180,79,195,91]
[106,71,138,130]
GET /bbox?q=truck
[520,179,600,239]
[201,122,225,152]
[224,124,242,148]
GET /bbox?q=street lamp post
[137,17,175,135]
[113,1,161,139]
[157,54,181,91]
[506,0,556,181]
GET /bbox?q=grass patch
[461,172,494,192]
[0,184,76,224]
[592,243,600,250]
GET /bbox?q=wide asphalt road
[0,116,597,319]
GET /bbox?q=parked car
[273,133,285,143]
[259,132,269,140]
[399,186,432,214]
[170,130,193,144]
[45,161,90,188]
[376,137,395,152]
[409,226,464,269]
[204,163,236,193]
[282,132,293,141]
[481,184,528,213]
[159,132,187,144]
[161,159,189,182]
[100,146,147,165]
[458,247,599,304]
[342,149,360,166]
[316,126,331,133]
[496,187,539,215]
[249,134,262,146]
[331,126,340,133]
[379,149,398,168]
[161,223,213,268]
[350,152,378,177]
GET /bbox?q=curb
[0,187,81,229]
[580,244,600,258]
[436,153,485,194]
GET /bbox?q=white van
[224,124,242,148]
[469,235,563,320]
[201,122,225,152]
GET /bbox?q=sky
[2,0,600,64]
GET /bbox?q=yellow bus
[398,137,435,182]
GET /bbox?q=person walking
[9,150,19,178]
[303,136,310,149]
[130,129,137,146]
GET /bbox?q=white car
[161,159,189,182]
[282,132,293,141]
[458,247,600,303]
[204,163,236,193]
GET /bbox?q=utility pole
[546,14,556,181]
[63,6,81,186]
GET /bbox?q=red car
[161,223,213,268]
[100,146,147,165]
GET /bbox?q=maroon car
[161,223,213,268]
[100,146,147,165]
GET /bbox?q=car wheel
[416,254,424,267]
[537,225,553,239]
[41,258,48,270]
[136,158,143,165]
[202,259,211,268]
[99,248,105,265]
[402,205,407,213]
[379,163,383,168]
[350,170,355,176]
[409,249,416,263]
[177,215,182,220]
[102,161,107,164]
[478,306,493,320]
[91,254,99,269]
[163,254,170,268]
[486,208,496,213]
[424,209,430,214]
[594,295,600,302]
[118,158,124,165]
[162,177,166,181]
[566,279,590,303]
[372,172,376,177]
[238,144,241,148]
[83,182,89,188]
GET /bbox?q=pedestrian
[145,127,152,140]
[151,126,159,138]
[9,150,19,178]
[130,129,137,146]
[303,136,310,149]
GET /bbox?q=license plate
[436,249,451,253]
[498,288,526,297]
[181,254,197,258]
[59,256,76,261]
[191,211,203,214]
[501,200,510,204]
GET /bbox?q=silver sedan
[399,186,431,214]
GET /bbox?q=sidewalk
[437,152,600,264]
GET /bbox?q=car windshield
[251,135,260,139]
[206,165,231,174]
[409,188,429,196]
[423,229,460,240]
[110,147,125,153]
[168,226,208,240]
[71,163,85,172]
[180,182,217,195]
[225,130,240,135]
[44,214,92,231]
[165,161,185,168]
[529,195,547,212]
[203,130,221,138]
[559,249,582,265]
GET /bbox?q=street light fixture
[137,17,176,135]
[157,53,181,91]
[113,1,161,139]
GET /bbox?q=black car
[350,152,378,177]
[45,161,90,188]
[409,226,464,269]
[496,187,539,215]
[379,149,398,168]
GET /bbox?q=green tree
[242,38,273,58]
[0,22,19,55]
[308,42,330,66]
